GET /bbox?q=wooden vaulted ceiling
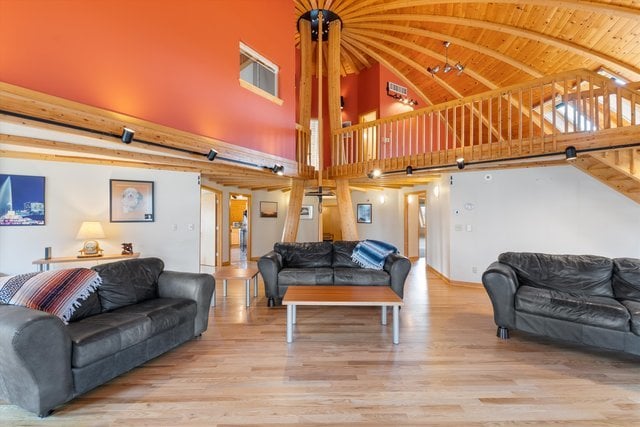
[295,0,640,105]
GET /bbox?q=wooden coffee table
[212,266,260,307]
[282,285,404,344]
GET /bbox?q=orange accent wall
[0,0,296,159]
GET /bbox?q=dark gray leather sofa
[482,252,640,356]
[258,241,411,306]
[0,257,214,417]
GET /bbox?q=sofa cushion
[515,285,630,331]
[114,298,196,336]
[333,267,390,286]
[278,268,334,286]
[612,258,640,301]
[274,242,333,268]
[332,241,361,268]
[620,300,640,336]
[92,257,164,311]
[499,252,614,297]
[68,291,102,323]
[67,312,152,368]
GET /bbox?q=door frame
[201,185,223,268]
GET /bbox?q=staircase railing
[329,69,640,176]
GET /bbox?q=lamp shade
[76,221,106,240]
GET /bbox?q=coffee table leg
[381,306,387,325]
[392,305,400,345]
[245,280,250,307]
[223,279,228,297]
[211,288,216,307]
[292,304,296,324]
[254,275,258,297]
[286,304,293,343]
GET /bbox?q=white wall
[351,189,404,250]
[427,165,640,284]
[426,178,451,278]
[0,158,201,275]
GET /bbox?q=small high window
[239,42,280,104]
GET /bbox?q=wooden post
[317,11,324,242]
[336,178,358,241]
[281,179,305,242]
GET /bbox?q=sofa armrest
[0,304,73,417]
[481,262,520,329]
[384,253,411,299]
[158,271,215,336]
[258,251,283,300]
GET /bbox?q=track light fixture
[121,127,135,144]
[565,146,577,161]
[456,157,465,170]
[406,166,413,176]
[207,148,218,161]
[367,169,382,179]
[265,164,285,175]
[427,41,464,77]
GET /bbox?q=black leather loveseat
[258,241,411,306]
[0,257,214,417]
[482,252,640,356]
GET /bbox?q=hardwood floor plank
[2,259,640,425]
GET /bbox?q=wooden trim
[450,280,484,289]
[238,79,284,106]
[427,265,450,283]
[201,185,223,268]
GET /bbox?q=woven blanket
[0,268,101,324]
[351,239,398,270]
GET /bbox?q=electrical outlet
[171,224,178,231]
[472,266,478,274]
[187,224,195,231]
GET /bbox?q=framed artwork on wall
[300,205,313,220]
[0,174,45,226]
[110,179,154,222]
[356,203,372,224]
[260,201,278,218]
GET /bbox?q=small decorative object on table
[121,242,133,255]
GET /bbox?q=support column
[281,179,305,242]
[335,178,358,240]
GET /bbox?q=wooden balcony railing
[296,124,315,178]
[328,69,640,177]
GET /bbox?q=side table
[212,266,260,307]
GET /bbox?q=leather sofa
[0,257,214,417]
[482,252,640,356]
[258,241,411,306]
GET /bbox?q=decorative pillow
[351,239,398,270]
[0,268,101,324]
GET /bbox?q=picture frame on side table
[260,201,278,218]
[300,205,313,220]
[0,174,45,226]
[110,179,154,222]
[356,203,372,224]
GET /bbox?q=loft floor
[3,259,640,424]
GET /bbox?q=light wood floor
[3,259,640,425]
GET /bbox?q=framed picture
[357,203,372,224]
[110,179,154,222]
[0,174,45,226]
[260,201,278,218]
[300,205,313,220]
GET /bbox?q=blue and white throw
[351,239,398,270]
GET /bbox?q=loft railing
[296,124,315,177]
[329,69,640,176]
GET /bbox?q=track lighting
[207,149,218,161]
[367,169,382,179]
[121,127,135,144]
[406,166,413,176]
[427,41,464,77]
[565,146,577,161]
[456,157,465,170]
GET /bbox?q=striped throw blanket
[351,239,398,270]
[0,268,101,324]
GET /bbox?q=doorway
[404,191,427,260]
[200,186,222,273]
[228,193,251,266]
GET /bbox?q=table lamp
[76,221,105,258]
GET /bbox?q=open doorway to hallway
[404,191,427,260]
[228,193,250,266]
